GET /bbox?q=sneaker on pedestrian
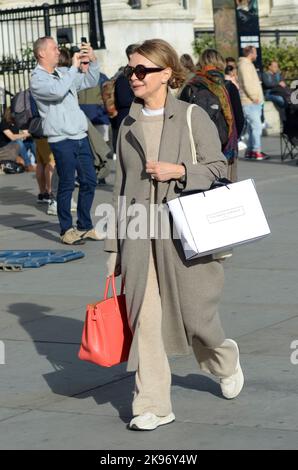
[37,192,53,203]
[37,193,48,203]
[251,151,268,161]
[47,199,57,216]
[129,412,175,431]
[60,228,86,245]
[75,228,106,241]
[260,151,270,159]
[244,150,253,159]
[220,339,244,399]
[71,198,77,212]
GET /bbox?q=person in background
[180,53,196,76]
[105,38,244,432]
[224,65,245,180]
[30,36,104,244]
[177,53,196,98]
[225,64,239,90]
[180,49,239,181]
[39,47,76,215]
[225,57,237,69]
[58,47,72,70]
[225,57,240,89]
[35,138,55,204]
[78,58,112,185]
[0,107,36,172]
[262,60,291,121]
[238,45,269,161]
[79,58,111,142]
[110,44,138,151]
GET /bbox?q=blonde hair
[133,39,186,89]
[180,53,196,73]
[199,49,225,72]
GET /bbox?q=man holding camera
[30,36,104,245]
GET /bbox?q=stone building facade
[0,1,297,75]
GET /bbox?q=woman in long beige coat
[105,39,244,431]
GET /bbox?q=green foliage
[193,34,298,81]
[261,38,298,81]
[21,45,34,61]
[192,34,215,60]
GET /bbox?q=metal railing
[0,0,105,110]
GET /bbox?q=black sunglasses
[124,64,164,80]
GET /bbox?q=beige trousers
[132,245,239,417]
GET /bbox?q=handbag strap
[104,275,125,300]
[186,104,197,165]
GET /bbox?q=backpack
[180,82,229,149]
[101,78,118,118]
[11,89,43,137]
[10,89,33,129]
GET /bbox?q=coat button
[162,197,167,204]
[130,198,136,204]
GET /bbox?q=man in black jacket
[111,44,138,150]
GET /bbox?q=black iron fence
[0,0,105,112]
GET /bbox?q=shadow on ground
[7,302,222,423]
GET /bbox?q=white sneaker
[129,412,175,431]
[47,200,57,216]
[220,339,244,399]
[71,198,77,213]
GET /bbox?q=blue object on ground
[0,250,85,271]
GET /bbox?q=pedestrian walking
[30,36,104,244]
[105,39,244,431]
[238,46,269,161]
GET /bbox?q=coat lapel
[125,93,184,200]
[158,96,180,165]
[126,99,146,162]
[158,93,182,201]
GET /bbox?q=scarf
[190,66,238,158]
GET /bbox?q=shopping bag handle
[104,275,125,300]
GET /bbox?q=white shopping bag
[167,179,271,260]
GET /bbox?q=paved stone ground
[0,136,298,450]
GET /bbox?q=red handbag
[78,275,132,367]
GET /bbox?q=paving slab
[0,138,298,449]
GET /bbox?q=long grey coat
[104,91,228,371]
